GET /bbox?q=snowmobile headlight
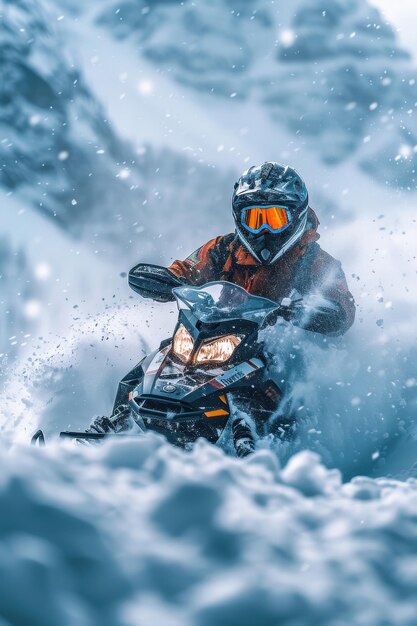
[172,324,194,363]
[195,335,241,364]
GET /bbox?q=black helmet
[232,162,309,264]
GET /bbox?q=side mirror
[128,263,185,302]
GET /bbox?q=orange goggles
[241,205,291,234]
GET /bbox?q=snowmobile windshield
[173,281,278,324]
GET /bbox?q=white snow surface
[2,436,417,626]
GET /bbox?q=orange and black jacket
[168,209,355,336]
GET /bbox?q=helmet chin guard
[232,162,309,264]
[237,207,308,265]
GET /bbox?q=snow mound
[1,437,417,626]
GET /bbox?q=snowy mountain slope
[2,438,417,626]
[1,0,137,232]
[3,0,416,260]
[268,0,417,178]
[49,0,417,231]
[0,0,235,261]
[95,0,417,189]
[371,0,417,58]
[97,0,272,98]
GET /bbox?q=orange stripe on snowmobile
[205,409,229,418]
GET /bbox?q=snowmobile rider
[130,162,355,336]
[87,162,355,450]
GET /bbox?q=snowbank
[1,436,417,626]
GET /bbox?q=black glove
[263,291,303,327]
[291,295,345,335]
[266,291,345,336]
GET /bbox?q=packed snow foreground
[1,435,417,626]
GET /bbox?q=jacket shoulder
[205,232,235,249]
[189,233,234,264]
[205,233,235,268]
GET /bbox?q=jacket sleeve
[168,236,225,285]
[306,247,356,336]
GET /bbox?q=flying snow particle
[137,80,154,95]
[29,114,41,126]
[58,151,69,161]
[24,300,41,319]
[279,29,296,47]
[345,102,356,111]
[399,144,412,159]
[34,263,51,281]
[119,169,130,180]
[71,198,77,206]
[369,102,378,111]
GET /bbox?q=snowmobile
[32,265,301,457]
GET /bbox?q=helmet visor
[242,205,291,234]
